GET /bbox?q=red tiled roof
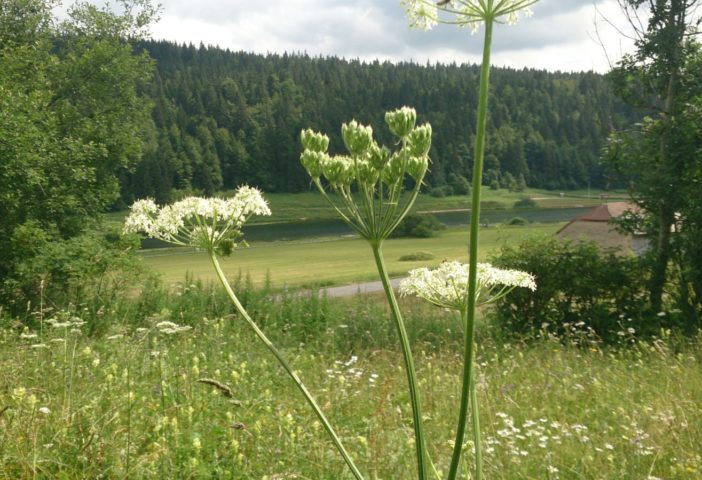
[574,202,639,222]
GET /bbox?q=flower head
[402,0,537,33]
[399,260,535,311]
[123,185,271,252]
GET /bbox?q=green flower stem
[470,371,482,479]
[447,19,493,480]
[209,252,365,480]
[371,242,427,480]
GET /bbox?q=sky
[63,1,647,73]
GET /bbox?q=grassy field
[142,223,561,288]
[106,188,627,227]
[1,293,700,479]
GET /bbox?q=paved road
[319,278,403,298]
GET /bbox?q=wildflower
[124,185,271,252]
[156,321,192,335]
[399,261,536,311]
[402,0,536,33]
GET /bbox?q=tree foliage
[605,0,702,320]
[0,0,157,308]
[119,41,639,204]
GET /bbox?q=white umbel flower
[399,260,535,311]
[124,185,271,251]
[401,0,536,33]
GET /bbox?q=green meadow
[142,224,561,288]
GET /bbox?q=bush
[489,237,655,342]
[513,197,537,209]
[390,214,446,238]
[448,173,471,195]
[3,224,146,328]
[399,251,435,261]
[429,185,453,198]
[506,217,528,226]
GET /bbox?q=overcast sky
[67,1,646,73]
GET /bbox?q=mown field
[142,224,562,288]
[1,291,700,479]
[107,188,624,227]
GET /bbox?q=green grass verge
[142,223,561,289]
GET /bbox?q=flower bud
[300,129,329,153]
[406,124,432,157]
[300,150,327,179]
[368,143,390,171]
[385,106,417,138]
[356,159,380,187]
[322,155,355,187]
[406,155,429,181]
[341,120,373,156]
[381,151,405,186]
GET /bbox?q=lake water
[141,207,587,248]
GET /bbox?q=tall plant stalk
[446,19,493,480]
[372,242,427,480]
[209,253,365,480]
[300,108,432,480]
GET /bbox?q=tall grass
[1,280,700,479]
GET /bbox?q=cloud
[64,0,645,72]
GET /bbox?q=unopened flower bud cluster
[300,106,431,190]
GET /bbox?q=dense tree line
[119,41,638,204]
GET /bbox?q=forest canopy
[120,40,639,205]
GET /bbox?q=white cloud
[63,0,648,72]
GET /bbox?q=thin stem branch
[371,242,427,480]
[209,253,365,480]
[447,19,493,480]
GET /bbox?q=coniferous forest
[119,40,637,205]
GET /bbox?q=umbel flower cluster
[399,260,536,311]
[300,107,431,240]
[123,185,271,253]
[402,0,536,32]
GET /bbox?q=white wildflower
[124,185,271,251]
[399,261,535,311]
[156,321,192,335]
[401,0,536,33]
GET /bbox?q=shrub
[489,237,654,342]
[448,173,471,195]
[506,217,528,226]
[513,197,537,209]
[3,224,146,328]
[390,214,446,238]
[429,185,453,198]
[399,251,435,261]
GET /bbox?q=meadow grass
[105,188,623,227]
[141,224,561,289]
[1,291,700,479]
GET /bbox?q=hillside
[119,41,637,205]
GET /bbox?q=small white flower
[39,407,51,415]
